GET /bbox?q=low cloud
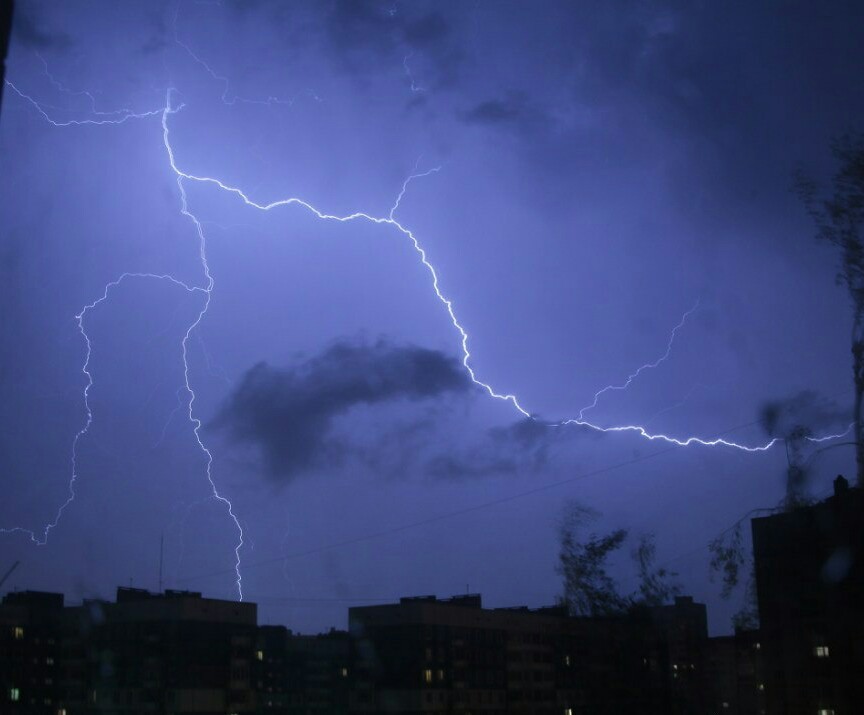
[759,390,849,439]
[214,338,472,483]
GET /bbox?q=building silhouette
[2,588,709,715]
[751,475,864,715]
[2,587,257,714]
[4,479,864,714]
[349,593,707,715]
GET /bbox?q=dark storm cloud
[11,5,71,50]
[760,390,849,439]
[214,339,472,483]
[460,3,864,221]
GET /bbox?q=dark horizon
[2,0,864,638]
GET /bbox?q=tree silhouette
[557,503,629,616]
[797,134,864,484]
[557,502,679,616]
[633,534,681,607]
[708,523,745,600]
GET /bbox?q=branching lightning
[578,300,700,421]
[1,31,850,599]
[37,53,135,119]
[806,423,855,443]
[157,92,784,452]
[0,272,205,545]
[4,80,162,126]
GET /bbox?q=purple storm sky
[1,0,863,635]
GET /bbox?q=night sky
[2,0,863,635]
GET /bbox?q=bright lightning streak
[163,98,245,598]
[578,300,700,421]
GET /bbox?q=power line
[177,411,781,585]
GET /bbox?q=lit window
[564,655,571,666]
[424,669,432,684]
[755,642,761,650]
[13,627,24,640]
[46,657,54,665]
[814,646,830,658]
[565,709,573,715]
[58,710,67,715]
[341,667,348,678]
[758,683,765,691]
[256,650,264,661]
[10,689,20,702]
[437,669,444,681]
[817,710,835,715]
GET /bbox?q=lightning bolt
[162,94,245,598]
[157,89,784,452]
[2,51,849,598]
[2,80,246,598]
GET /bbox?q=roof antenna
[159,533,164,593]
